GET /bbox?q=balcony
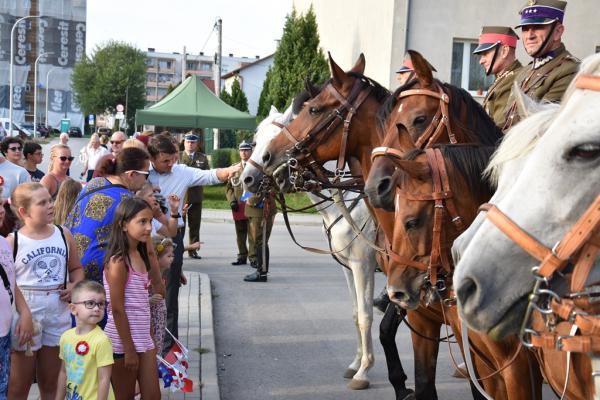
[146,66,157,73]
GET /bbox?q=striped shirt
[104,263,154,353]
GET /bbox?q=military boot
[373,286,390,313]
[243,270,267,282]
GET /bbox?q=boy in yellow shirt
[56,281,114,400]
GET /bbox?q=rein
[371,82,457,164]
[478,73,600,355]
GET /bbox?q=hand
[59,285,72,303]
[167,194,180,213]
[180,274,187,286]
[230,200,239,212]
[149,293,164,305]
[15,314,33,347]
[188,241,201,251]
[124,351,139,371]
[182,203,190,217]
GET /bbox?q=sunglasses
[111,140,124,145]
[128,170,150,179]
[72,300,106,309]
[58,156,75,162]
[8,146,22,152]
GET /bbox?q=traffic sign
[116,104,124,112]
[115,111,125,120]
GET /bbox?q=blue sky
[86,0,293,58]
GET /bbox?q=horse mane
[484,102,559,186]
[346,71,391,104]
[292,88,316,116]
[441,82,503,146]
[402,145,495,203]
[375,79,503,147]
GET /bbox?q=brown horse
[250,53,448,400]
[375,144,542,399]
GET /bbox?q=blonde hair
[100,135,109,145]
[152,235,175,256]
[123,138,146,150]
[11,182,47,217]
[53,178,83,225]
[48,144,71,173]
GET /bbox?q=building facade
[222,54,273,115]
[145,49,259,108]
[293,0,600,94]
[0,0,86,129]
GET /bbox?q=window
[146,73,156,82]
[596,46,600,53]
[158,60,173,70]
[200,62,212,71]
[186,61,198,70]
[451,40,494,94]
[145,58,157,67]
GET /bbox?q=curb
[199,273,220,400]
[202,210,322,227]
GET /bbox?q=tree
[219,78,251,147]
[72,41,147,134]
[229,79,249,112]
[257,6,329,119]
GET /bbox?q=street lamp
[33,51,53,138]
[9,15,41,136]
[45,67,59,128]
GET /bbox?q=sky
[86,0,293,59]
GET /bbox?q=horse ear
[396,158,430,181]
[513,82,540,120]
[328,52,346,87]
[304,77,320,98]
[349,53,366,75]
[407,50,433,87]
[269,105,279,116]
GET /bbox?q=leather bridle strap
[479,194,600,279]
[371,146,406,162]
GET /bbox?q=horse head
[386,146,494,311]
[261,53,387,191]
[454,53,600,340]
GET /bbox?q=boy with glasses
[56,280,114,400]
[0,139,30,198]
[0,137,24,165]
[23,142,45,182]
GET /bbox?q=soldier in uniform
[243,142,277,283]
[473,26,523,128]
[179,132,209,259]
[225,141,253,266]
[502,0,580,131]
[396,58,415,86]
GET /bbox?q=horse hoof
[348,379,369,390]
[343,368,357,379]
[397,389,415,400]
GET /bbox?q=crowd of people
[0,130,245,399]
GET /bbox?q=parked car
[97,127,112,136]
[36,124,50,138]
[67,126,83,138]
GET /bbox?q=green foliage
[71,41,147,134]
[229,79,249,112]
[202,185,315,213]
[257,6,329,119]
[219,78,251,148]
[219,88,231,105]
[210,148,239,168]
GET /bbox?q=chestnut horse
[371,144,542,399]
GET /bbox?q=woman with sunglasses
[64,148,165,327]
[40,145,74,201]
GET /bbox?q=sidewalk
[202,208,322,226]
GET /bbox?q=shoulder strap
[76,181,125,204]
[55,225,69,288]
[0,264,13,305]
[12,231,18,262]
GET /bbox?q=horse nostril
[393,291,406,301]
[262,151,271,164]
[377,177,392,197]
[457,277,478,308]
[243,176,254,186]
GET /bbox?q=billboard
[0,0,86,128]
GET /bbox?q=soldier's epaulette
[564,54,580,63]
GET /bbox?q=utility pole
[182,45,186,82]
[213,17,222,150]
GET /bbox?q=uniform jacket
[225,162,245,205]
[483,60,522,128]
[179,151,209,203]
[502,43,579,130]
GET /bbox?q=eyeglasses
[8,146,22,152]
[128,170,150,180]
[72,300,106,309]
[111,140,124,145]
[58,156,75,162]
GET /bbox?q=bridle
[387,148,465,291]
[371,81,457,163]
[279,77,374,189]
[479,73,600,354]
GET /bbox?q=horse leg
[346,259,375,390]
[408,309,440,400]
[380,305,415,400]
[341,267,364,381]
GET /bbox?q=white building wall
[294,0,600,90]
[224,56,273,116]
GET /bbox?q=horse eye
[566,143,600,161]
[309,106,323,115]
[413,116,427,126]
[405,218,420,231]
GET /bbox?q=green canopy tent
[135,75,256,148]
